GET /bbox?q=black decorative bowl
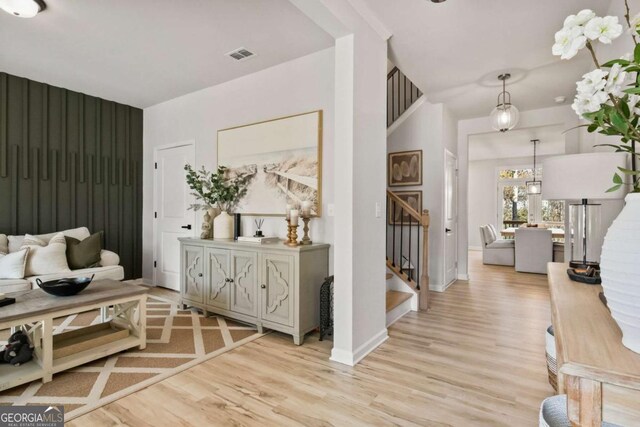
[35,274,94,297]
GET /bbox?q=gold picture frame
[217,110,323,217]
[388,191,422,225]
[388,150,422,187]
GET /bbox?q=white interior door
[154,143,196,290]
[444,150,458,286]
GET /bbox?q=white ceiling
[364,0,615,119]
[0,0,333,108]
[468,125,566,162]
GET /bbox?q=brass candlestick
[300,217,312,245]
[286,223,299,247]
[285,218,291,244]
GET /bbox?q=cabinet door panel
[182,245,204,303]
[230,250,258,317]
[260,253,295,327]
[205,248,230,310]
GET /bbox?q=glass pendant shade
[490,103,520,132]
[0,0,44,17]
[526,180,542,195]
[490,73,519,132]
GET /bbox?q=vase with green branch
[184,164,249,239]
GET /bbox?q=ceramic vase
[600,193,640,354]
[213,211,234,239]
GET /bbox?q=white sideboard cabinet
[178,238,330,345]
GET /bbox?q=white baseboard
[140,278,156,287]
[429,280,456,293]
[468,246,482,251]
[457,273,469,281]
[330,328,388,366]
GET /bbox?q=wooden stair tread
[386,291,412,313]
[385,273,393,281]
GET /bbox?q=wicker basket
[539,394,617,427]
[546,325,557,392]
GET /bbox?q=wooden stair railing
[386,190,430,310]
[387,66,423,128]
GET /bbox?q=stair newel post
[420,209,430,310]
[392,199,396,267]
[400,206,404,275]
[408,213,412,282]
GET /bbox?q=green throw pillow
[65,231,103,270]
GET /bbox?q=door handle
[181,225,192,230]
[445,228,452,233]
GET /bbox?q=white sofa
[0,227,123,293]
[515,228,553,274]
[480,224,515,266]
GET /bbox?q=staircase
[387,66,423,128]
[385,67,428,324]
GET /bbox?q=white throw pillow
[0,248,29,279]
[8,227,91,253]
[21,233,71,277]
[0,234,8,254]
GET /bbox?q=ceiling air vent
[226,47,256,62]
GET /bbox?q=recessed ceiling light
[0,0,46,18]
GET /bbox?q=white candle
[290,209,299,226]
[301,200,312,218]
[286,204,293,220]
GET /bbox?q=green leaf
[610,112,629,134]
[618,167,640,175]
[602,59,631,68]
[620,99,631,119]
[624,87,640,94]
[634,44,640,63]
[613,172,623,184]
[606,184,623,193]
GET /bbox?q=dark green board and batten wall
[0,72,143,279]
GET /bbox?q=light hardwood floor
[69,251,553,426]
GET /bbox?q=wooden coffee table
[0,279,148,392]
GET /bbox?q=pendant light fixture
[490,73,519,132]
[526,139,542,195]
[0,0,45,18]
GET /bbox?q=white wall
[387,99,458,291]
[142,48,335,282]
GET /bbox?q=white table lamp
[542,152,629,268]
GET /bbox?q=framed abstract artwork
[217,110,323,216]
[388,191,422,225]
[388,150,422,187]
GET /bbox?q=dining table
[500,227,565,240]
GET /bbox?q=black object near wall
[0,72,143,279]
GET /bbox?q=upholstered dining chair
[515,228,553,274]
[479,225,515,266]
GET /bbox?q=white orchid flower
[563,9,596,29]
[552,26,587,59]
[628,94,640,116]
[605,63,631,97]
[572,91,608,116]
[630,12,640,33]
[584,16,623,44]
[576,69,608,95]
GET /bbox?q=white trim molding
[330,329,388,366]
[387,95,425,136]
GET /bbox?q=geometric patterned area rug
[0,295,264,421]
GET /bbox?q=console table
[548,262,640,426]
[179,238,329,345]
[0,280,147,392]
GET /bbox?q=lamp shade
[541,152,629,200]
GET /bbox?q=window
[498,167,564,229]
